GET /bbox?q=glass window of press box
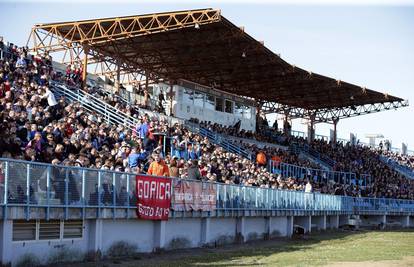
[225,99,233,113]
[235,102,252,119]
[205,94,215,110]
[215,97,224,112]
[182,88,194,105]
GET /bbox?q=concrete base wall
[339,215,349,227]
[2,213,413,266]
[311,216,326,231]
[386,216,410,228]
[360,215,386,228]
[294,216,311,233]
[326,215,339,229]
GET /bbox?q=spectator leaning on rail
[256,150,267,168]
[147,153,169,176]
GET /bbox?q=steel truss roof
[28,8,408,122]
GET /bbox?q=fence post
[98,171,102,210]
[65,169,69,207]
[4,162,8,206]
[82,170,86,205]
[26,163,30,206]
[46,166,51,220]
[112,172,116,207]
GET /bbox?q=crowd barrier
[269,161,372,186]
[1,158,414,220]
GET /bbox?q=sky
[0,0,413,149]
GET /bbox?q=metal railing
[0,158,413,220]
[185,122,252,160]
[292,142,336,168]
[51,81,138,131]
[268,161,372,186]
[379,155,414,180]
[99,85,182,126]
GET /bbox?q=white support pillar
[200,218,211,245]
[381,215,387,226]
[0,220,13,265]
[307,215,312,233]
[402,216,410,228]
[88,219,103,253]
[236,217,246,243]
[265,217,271,239]
[287,216,294,237]
[153,221,167,250]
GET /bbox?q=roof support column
[81,45,89,90]
[169,82,174,116]
[307,113,316,143]
[332,118,339,146]
[283,109,291,137]
[115,64,121,95]
[145,72,149,90]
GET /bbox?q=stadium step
[290,143,334,170]
[379,155,414,180]
[184,121,253,161]
[51,81,138,131]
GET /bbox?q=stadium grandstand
[0,8,413,266]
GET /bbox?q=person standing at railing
[256,150,267,168]
[147,153,169,177]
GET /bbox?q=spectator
[147,153,169,176]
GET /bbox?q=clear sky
[0,0,413,149]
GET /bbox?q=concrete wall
[244,217,267,241]
[101,219,154,252]
[2,213,414,266]
[4,220,89,265]
[164,218,202,249]
[269,216,290,237]
[208,217,237,245]
[326,215,339,229]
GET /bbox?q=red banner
[172,180,216,211]
[136,175,172,220]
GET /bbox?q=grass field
[73,229,414,267]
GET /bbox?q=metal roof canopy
[28,8,408,123]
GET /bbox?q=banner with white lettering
[172,180,216,211]
[136,175,172,220]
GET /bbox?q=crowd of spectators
[0,39,413,202]
[0,41,328,199]
[382,150,414,170]
[189,119,414,200]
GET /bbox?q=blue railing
[0,158,413,219]
[269,161,372,186]
[379,155,414,180]
[293,142,336,168]
[185,122,252,160]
